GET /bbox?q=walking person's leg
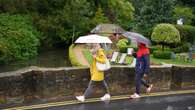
[140,72,149,88]
[141,79,149,88]
[84,80,95,98]
[76,80,95,102]
[100,80,111,101]
[102,80,110,94]
[135,72,142,95]
[131,72,142,98]
[141,73,153,93]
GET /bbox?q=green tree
[92,7,110,25]
[177,0,195,6]
[173,6,194,25]
[0,14,40,64]
[133,0,175,37]
[151,23,180,50]
[0,0,135,48]
[61,0,92,44]
[88,0,134,29]
[107,0,134,29]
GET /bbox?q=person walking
[131,42,153,98]
[76,44,111,102]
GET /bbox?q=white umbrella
[75,34,112,43]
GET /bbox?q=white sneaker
[146,84,153,93]
[76,96,85,102]
[130,93,140,99]
[100,94,111,101]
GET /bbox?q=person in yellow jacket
[76,44,111,102]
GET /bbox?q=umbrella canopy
[91,24,125,34]
[122,32,151,46]
[75,34,112,44]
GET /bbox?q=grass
[150,54,195,66]
[82,48,195,66]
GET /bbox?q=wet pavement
[36,93,195,110]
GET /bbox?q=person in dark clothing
[131,42,153,98]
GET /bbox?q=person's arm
[143,54,150,75]
[135,57,142,73]
[95,50,106,64]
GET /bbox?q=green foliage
[0,0,135,48]
[151,23,181,45]
[108,0,134,29]
[174,25,195,44]
[82,49,93,65]
[133,0,175,37]
[107,0,134,29]
[92,7,110,25]
[95,0,134,29]
[116,39,129,53]
[68,44,83,66]
[149,46,160,54]
[61,0,92,43]
[173,6,194,25]
[0,0,93,48]
[0,13,40,64]
[171,42,190,53]
[177,0,195,6]
[153,51,172,59]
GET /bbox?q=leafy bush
[116,39,129,53]
[151,23,181,47]
[175,25,195,44]
[149,46,160,54]
[173,6,194,25]
[82,49,93,65]
[68,44,83,66]
[171,42,190,53]
[153,51,172,59]
[0,14,40,64]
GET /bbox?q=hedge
[175,25,195,44]
[171,42,190,53]
[0,14,40,64]
[116,39,129,53]
[68,44,83,66]
[153,50,172,59]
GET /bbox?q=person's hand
[143,74,148,80]
[132,52,137,58]
[92,54,96,58]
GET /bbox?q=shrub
[116,39,129,53]
[171,42,190,53]
[149,46,160,54]
[0,14,40,64]
[153,50,172,59]
[151,23,181,50]
[68,44,83,66]
[175,25,195,44]
[173,6,194,25]
[82,49,93,65]
[184,25,195,43]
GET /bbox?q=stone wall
[0,65,195,105]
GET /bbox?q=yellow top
[90,48,106,81]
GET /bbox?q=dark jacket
[135,54,150,74]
